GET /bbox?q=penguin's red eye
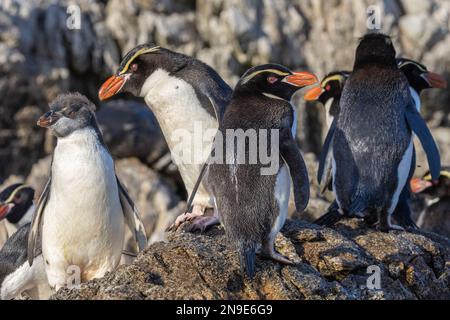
[131,63,138,72]
[267,76,278,84]
[325,84,331,91]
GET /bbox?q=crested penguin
[27,93,147,290]
[206,64,317,277]
[327,33,441,231]
[0,184,35,249]
[98,44,232,232]
[305,60,447,228]
[410,168,450,237]
[1,223,51,300]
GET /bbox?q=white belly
[388,140,414,214]
[42,129,124,284]
[269,165,290,242]
[142,69,218,207]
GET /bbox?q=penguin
[0,184,35,249]
[410,168,450,236]
[324,33,440,231]
[1,224,51,300]
[27,93,147,290]
[98,44,232,232]
[206,64,317,277]
[305,59,447,228]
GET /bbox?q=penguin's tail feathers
[315,201,342,226]
[238,241,257,279]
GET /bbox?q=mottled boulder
[52,219,450,300]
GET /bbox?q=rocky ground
[1,0,450,299]
[53,219,450,300]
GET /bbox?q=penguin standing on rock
[27,93,147,290]
[98,44,232,232]
[0,184,35,249]
[327,33,441,231]
[305,59,447,228]
[206,64,317,277]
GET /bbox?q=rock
[52,219,450,300]
[97,99,169,166]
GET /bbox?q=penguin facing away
[0,184,35,248]
[27,93,147,290]
[98,44,233,232]
[206,64,317,277]
[328,33,441,231]
[304,59,447,228]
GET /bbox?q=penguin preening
[206,64,317,277]
[410,168,450,236]
[319,33,440,231]
[1,223,51,300]
[27,93,147,290]
[98,44,232,232]
[0,184,35,249]
[305,58,447,228]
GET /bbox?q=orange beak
[304,86,324,101]
[410,178,433,193]
[283,72,318,88]
[98,75,127,101]
[0,203,14,220]
[37,111,60,128]
[422,72,448,89]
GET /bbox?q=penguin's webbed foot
[185,216,220,233]
[167,211,202,231]
[258,248,293,265]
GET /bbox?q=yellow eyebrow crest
[118,46,161,75]
[4,185,28,203]
[241,69,290,84]
[321,75,345,88]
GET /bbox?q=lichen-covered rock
[52,219,450,300]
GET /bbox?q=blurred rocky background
[0,1,449,243]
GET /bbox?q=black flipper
[318,120,336,190]
[27,177,51,266]
[405,101,441,180]
[280,126,310,212]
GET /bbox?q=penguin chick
[330,33,440,231]
[206,64,317,277]
[98,44,232,232]
[0,184,35,249]
[27,93,147,290]
[1,224,51,300]
[410,168,450,236]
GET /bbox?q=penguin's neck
[56,127,102,150]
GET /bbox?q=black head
[37,93,97,138]
[354,33,397,70]
[235,64,318,101]
[397,58,447,94]
[0,184,34,224]
[411,167,450,198]
[304,71,350,104]
[99,44,189,99]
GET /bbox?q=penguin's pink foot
[258,247,293,265]
[185,216,220,233]
[166,205,205,231]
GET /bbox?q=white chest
[42,129,124,268]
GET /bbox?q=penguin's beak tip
[284,72,319,88]
[423,72,448,89]
[99,75,126,101]
[410,178,433,193]
[37,114,56,128]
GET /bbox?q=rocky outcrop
[53,219,450,300]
